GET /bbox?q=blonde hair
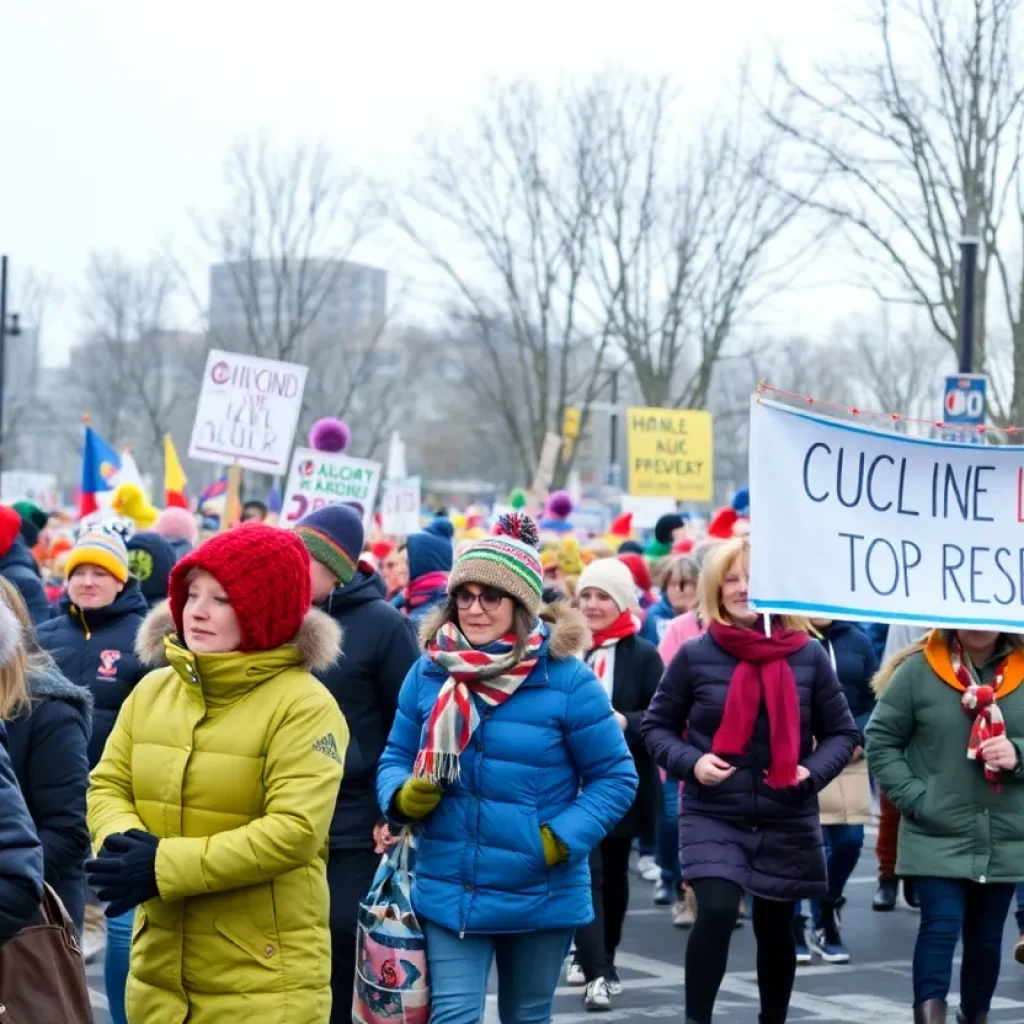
[0,579,38,720]
[698,537,809,632]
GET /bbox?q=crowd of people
[0,483,1019,1024]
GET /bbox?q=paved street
[86,831,1024,1022]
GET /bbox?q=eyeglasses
[454,587,505,611]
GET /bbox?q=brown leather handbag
[0,884,95,1023]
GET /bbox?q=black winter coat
[596,634,663,840]
[817,620,878,737]
[6,663,92,932]
[36,582,148,767]
[641,631,858,900]
[0,718,44,941]
[0,537,50,628]
[315,571,420,850]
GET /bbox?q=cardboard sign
[626,407,713,501]
[188,350,308,475]
[281,448,381,532]
[750,396,1024,630]
[381,477,422,536]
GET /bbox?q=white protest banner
[280,448,381,532]
[749,397,1024,631]
[188,350,308,475]
[381,476,421,536]
[1,471,59,511]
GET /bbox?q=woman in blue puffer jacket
[378,515,638,1024]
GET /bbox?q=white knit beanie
[577,558,640,613]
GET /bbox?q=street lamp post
[959,209,980,374]
[0,256,22,479]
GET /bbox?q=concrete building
[208,259,387,343]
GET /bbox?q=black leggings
[574,836,633,981]
[685,878,796,1024]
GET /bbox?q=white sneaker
[565,957,586,986]
[635,854,657,879]
[672,892,696,929]
[584,977,612,1011]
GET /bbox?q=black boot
[873,877,898,911]
[902,877,920,909]
[957,1012,988,1023]
[914,999,947,1023]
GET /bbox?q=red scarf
[950,634,1009,791]
[405,571,450,610]
[709,620,809,789]
[590,610,639,650]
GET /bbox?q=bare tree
[72,252,198,471]
[395,81,617,487]
[193,137,374,361]
[591,72,812,409]
[767,0,1024,421]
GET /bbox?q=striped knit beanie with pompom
[447,513,544,616]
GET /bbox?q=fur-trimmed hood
[418,600,591,660]
[136,600,342,673]
[28,663,93,724]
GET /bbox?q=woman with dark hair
[378,515,638,1024]
[642,537,858,1024]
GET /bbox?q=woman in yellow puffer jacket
[87,524,349,1024]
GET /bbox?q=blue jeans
[913,877,1015,1015]
[423,920,573,1024]
[810,825,864,925]
[656,775,681,885]
[105,910,134,1024]
[1015,881,1024,932]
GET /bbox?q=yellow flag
[163,434,188,504]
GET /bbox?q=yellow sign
[562,406,581,438]
[626,407,713,501]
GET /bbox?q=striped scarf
[951,634,1009,791]
[415,619,545,784]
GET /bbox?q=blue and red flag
[198,477,228,506]
[79,426,121,519]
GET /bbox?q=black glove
[86,829,160,918]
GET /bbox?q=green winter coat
[865,630,1024,884]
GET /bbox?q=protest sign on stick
[189,350,308,476]
[749,396,1024,631]
[280,449,381,532]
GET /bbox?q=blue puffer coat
[378,603,638,936]
[36,582,149,767]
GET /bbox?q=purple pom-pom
[309,417,351,453]
[546,490,573,519]
[495,512,539,549]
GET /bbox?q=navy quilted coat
[377,604,638,935]
[641,630,858,900]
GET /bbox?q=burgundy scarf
[710,620,809,789]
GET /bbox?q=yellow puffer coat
[87,603,348,1024]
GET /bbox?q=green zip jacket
[866,631,1024,884]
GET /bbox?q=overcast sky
[1,0,866,366]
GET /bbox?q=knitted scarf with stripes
[415,619,545,784]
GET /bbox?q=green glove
[540,825,569,867]
[394,777,443,819]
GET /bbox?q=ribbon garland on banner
[755,382,1015,436]
[747,386,1024,632]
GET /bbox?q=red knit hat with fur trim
[168,523,311,652]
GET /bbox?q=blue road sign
[943,373,987,425]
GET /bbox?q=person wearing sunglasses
[378,513,638,1024]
